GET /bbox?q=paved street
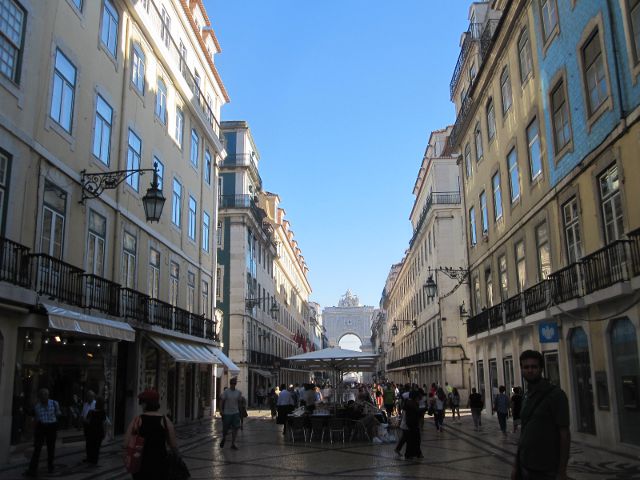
[3,409,640,480]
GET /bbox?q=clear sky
[207,1,470,310]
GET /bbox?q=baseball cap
[138,388,159,403]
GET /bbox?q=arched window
[570,327,596,434]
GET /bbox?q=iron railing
[82,274,120,316]
[149,298,174,329]
[219,194,254,209]
[582,240,630,294]
[30,254,84,306]
[205,318,218,341]
[488,304,503,329]
[121,288,150,322]
[220,154,262,189]
[480,19,500,60]
[387,347,441,370]
[448,93,474,151]
[549,264,582,304]
[0,237,31,287]
[449,23,483,99]
[190,313,205,338]
[174,307,191,334]
[629,228,640,276]
[409,192,461,247]
[524,281,550,315]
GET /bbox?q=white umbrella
[285,347,378,372]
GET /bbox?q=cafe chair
[328,417,345,444]
[309,416,327,443]
[349,418,371,442]
[287,416,308,443]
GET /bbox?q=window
[155,78,167,124]
[148,248,160,299]
[492,172,503,221]
[515,241,526,292]
[122,231,136,289]
[175,107,184,147]
[485,269,493,307]
[469,206,477,246]
[0,152,10,233]
[500,67,512,114]
[201,280,209,317]
[551,79,571,153]
[563,197,582,263]
[160,6,171,48]
[507,148,520,202]
[169,261,179,306]
[72,0,83,10]
[480,191,488,234]
[190,129,199,167]
[486,99,496,141]
[540,0,558,42]
[87,210,106,276]
[474,122,483,161]
[527,118,542,181]
[217,220,223,246]
[582,29,608,115]
[473,275,481,314]
[464,144,472,178]
[469,62,477,83]
[0,0,26,83]
[50,49,76,133]
[131,44,145,93]
[630,0,640,63]
[202,211,210,252]
[40,181,66,258]
[204,149,211,184]
[499,255,508,300]
[153,157,164,190]
[188,195,196,240]
[170,179,183,227]
[536,222,551,280]
[187,271,195,313]
[599,164,624,243]
[126,129,141,190]
[92,95,112,165]
[518,28,533,83]
[216,267,222,299]
[100,0,118,57]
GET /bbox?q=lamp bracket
[80,168,156,203]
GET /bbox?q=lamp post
[80,164,165,222]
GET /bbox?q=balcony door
[39,182,67,296]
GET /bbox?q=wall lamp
[80,164,165,222]
[391,319,417,336]
[377,342,394,353]
[246,296,280,319]
[423,266,470,300]
[459,301,470,319]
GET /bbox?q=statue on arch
[338,290,360,307]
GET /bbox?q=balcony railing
[448,93,474,151]
[121,288,150,322]
[488,304,503,329]
[82,274,120,316]
[205,318,218,341]
[219,194,254,209]
[387,347,441,370]
[480,19,500,60]
[467,234,640,337]
[221,154,262,189]
[149,298,174,329]
[449,22,483,99]
[0,237,31,287]
[30,254,84,306]
[409,191,461,247]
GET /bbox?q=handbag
[167,452,190,480]
[124,416,144,474]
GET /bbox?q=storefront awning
[150,335,221,364]
[208,347,240,375]
[44,303,135,342]
[250,368,274,379]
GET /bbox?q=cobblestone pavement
[2,409,640,479]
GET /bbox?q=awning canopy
[209,347,240,375]
[150,335,221,364]
[286,347,378,372]
[44,303,135,342]
[250,368,274,379]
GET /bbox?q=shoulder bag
[124,416,144,474]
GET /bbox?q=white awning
[208,347,240,374]
[250,368,274,379]
[44,303,135,342]
[150,335,221,364]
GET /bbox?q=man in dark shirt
[512,350,570,480]
[469,387,484,431]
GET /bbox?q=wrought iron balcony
[630,228,640,276]
[219,194,255,209]
[82,274,120,316]
[220,154,262,189]
[582,240,631,294]
[447,93,474,152]
[480,19,500,60]
[449,22,482,99]
[30,254,84,307]
[149,298,174,329]
[409,191,461,247]
[121,288,150,322]
[387,347,441,370]
[0,237,31,287]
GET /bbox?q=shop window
[569,327,596,434]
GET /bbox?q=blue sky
[207,1,470,309]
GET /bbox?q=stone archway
[322,291,374,354]
[337,332,364,351]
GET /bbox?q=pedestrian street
[3,409,640,480]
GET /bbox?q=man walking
[24,388,61,477]
[81,390,96,463]
[469,387,483,431]
[494,385,510,435]
[276,384,296,435]
[220,377,245,450]
[511,350,570,480]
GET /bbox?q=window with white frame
[527,117,542,181]
[100,0,118,57]
[204,149,211,184]
[498,254,508,300]
[515,241,526,292]
[179,40,187,75]
[500,67,512,114]
[160,6,171,48]
[507,148,520,202]
[464,143,472,178]
[190,129,199,167]
[172,179,181,227]
[201,280,209,317]
[92,95,112,165]
[518,28,533,83]
[480,190,488,234]
[474,122,483,161]
[131,44,145,93]
[486,98,496,141]
[126,129,141,190]
[175,106,183,147]
[50,49,76,133]
[148,247,160,298]
[485,269,493,307]
[0,0,26,83]
[153,157,163,190]
[469,206,477,246]
[582,28,609,116]
[187,271,195,313]
[473,275,481,314]
[87,210,106,276]
[563,197,582,263]
[188,195,196,240]
[536,222,551,280]
[540,0,558,42]
[169,261,179,306]
[155,78,167,124]
[41,181,66,259]
[551,79,571,153]
[599,164,625,243]
[122,231,136,289]
[492,171,503,221]
[202,211,210,252]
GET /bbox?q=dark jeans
[29,422,57,473]
[518,466,557,480]
[434,410,444,430]
[497,412,508,432]
[85,432,103,464]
